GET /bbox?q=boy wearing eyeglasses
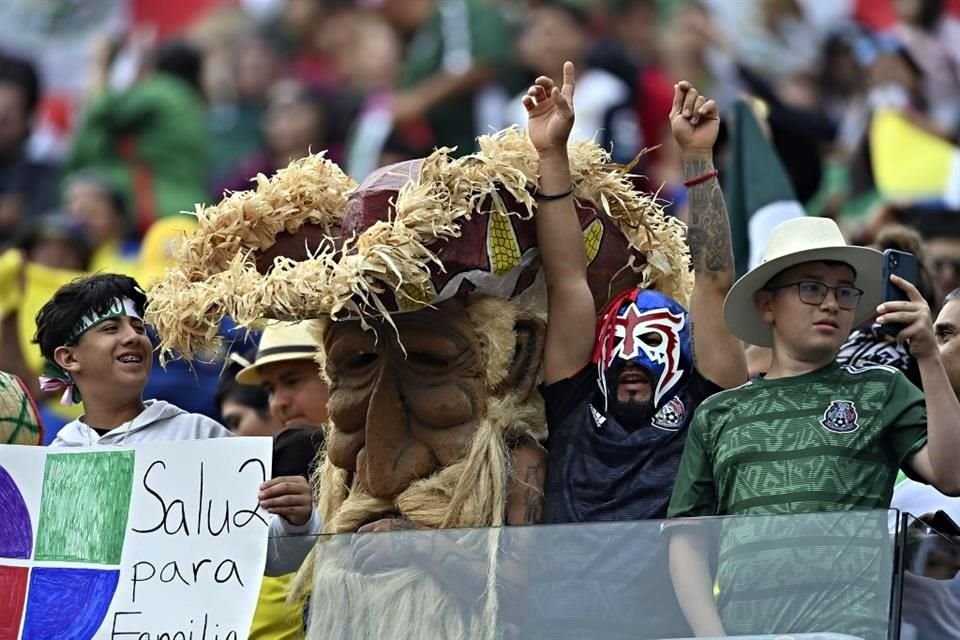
[666,217,960,638]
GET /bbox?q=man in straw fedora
[234,321,326,577]
[667,216,960,637]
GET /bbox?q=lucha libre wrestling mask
[593,288,693,411]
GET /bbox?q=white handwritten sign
[0,438,272,640]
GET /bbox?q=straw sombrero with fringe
[147,128,693,361]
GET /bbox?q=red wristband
[683,169,719,188]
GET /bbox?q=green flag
[724,99,806,277]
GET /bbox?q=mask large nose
[359,366,434,499]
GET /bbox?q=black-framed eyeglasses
[765,281,864,310]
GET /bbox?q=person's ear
[493,317,546,401]
[754,289,775,326]
[53,345,80,374]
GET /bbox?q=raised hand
[877,275,937,359]
[523,61,576,156]
[670,81,720,157]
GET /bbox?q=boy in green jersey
[667,217,960,638]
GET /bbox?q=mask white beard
[307,530,501,640]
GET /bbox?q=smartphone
[878,249,918,337]
[930,510,960,537]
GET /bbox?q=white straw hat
[723,217,882,347]
[236,321,319,385]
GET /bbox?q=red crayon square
[0,565,29,640]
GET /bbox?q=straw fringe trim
[147,128,692,363]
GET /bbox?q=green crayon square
[35,451,135,564]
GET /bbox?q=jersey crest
[820,400,860,434]
[652,397,685,431]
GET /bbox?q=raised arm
[879,276,960,495]
[525,62,596,384]
[670,82,748,389]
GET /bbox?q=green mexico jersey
[667,361,927,639]
[668,361,927,518]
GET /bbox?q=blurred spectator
[710,0,823,80]
[0,53,58,243]
[186,7,259,106]
[189,8,281,179]
[505,1,638,162]
[276,0,346,90]
[929,235,960,297]
[235,320,328,432]
[0,216,92,438]
[610,0,660,64]
[14,214,92,274]
[661,2,741,112]
[609,0,675,173]
[214,79,327,196]
[818,28,867,131]
[216,347,284,437]
[388,0,517,155]
[136,214,199,288]
[208,33,280,177]
[63,170,139,275]
[344,11,434,179]
[865,205,960,299]
[894,0,960,134]
[65,39,211,236]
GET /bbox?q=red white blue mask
[593,289,693,410]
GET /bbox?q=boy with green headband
[34,273,232,445]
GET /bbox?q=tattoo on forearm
[684,157,734,275]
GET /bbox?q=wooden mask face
[322,298,541,500]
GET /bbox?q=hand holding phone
[930,510,960,537]
[877,249,919,338]
[875,249,939,358]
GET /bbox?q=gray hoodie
[50,399,232,446]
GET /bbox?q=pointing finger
[561,60,576,102]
